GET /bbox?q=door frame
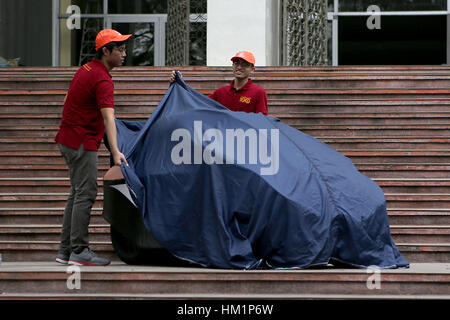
[106,14,167,66]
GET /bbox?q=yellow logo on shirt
[240,96,251,104]
[82,64,92,72]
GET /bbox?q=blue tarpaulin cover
[116,74,409,269]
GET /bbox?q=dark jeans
[58,143,98,254]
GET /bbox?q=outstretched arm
[101,107,128,166]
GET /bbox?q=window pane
[190,0,207,13]
[189,21,206,65]
[328,0,334,12]
[108,0,167,14]
[1,0,52,66]
[112,22,155,66]
[339,0,446,11]
[59,18,103,66]
[338,16,446,65]
[189,0,207,65]
[60,0,103,14]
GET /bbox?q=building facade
[0,0,448,67]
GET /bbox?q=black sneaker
[68,248,110,266]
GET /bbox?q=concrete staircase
[0,66,449,299]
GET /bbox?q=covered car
[103,74,409,269]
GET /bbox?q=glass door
[106,15,166,66]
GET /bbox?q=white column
[207,0,280,66]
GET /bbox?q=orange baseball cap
[231,51,255,65]
[95,29,132,51]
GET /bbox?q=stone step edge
[1,240,448,248]
[0,208,448,213]
[4,192,450,197]
[2,177,450,182]
[0,293,449,300]
[2,163,450,168]
[0,261,446,272]
[0,224,448,229]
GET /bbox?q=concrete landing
[0,262,448,299]
[1,261,449,274]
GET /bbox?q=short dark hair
[95,41,126,59]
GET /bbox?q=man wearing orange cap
[210,51,268,115]
[55,29,131,266]
[171,51,268,115]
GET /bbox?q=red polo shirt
[55,58,114,151]
[209,79,268,115]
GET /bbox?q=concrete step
[0,224,110,242]
[2,293,449,300]
[1,137,449,151]
[2,112,450,126]
[2,123,449,137]
[0,178,104,193]
[1,163,447,179]
[1,149,449,166]
[275,112,450,125]
[3,74,450,90]
[300,125,450,137]
[1,64,449,72]
[0,239,448,263]
[389,225,450,243]
[396,244,450,263]
[270,102,450,113]
[2,137,450,152]
[3,88,450,102]
[347,152,450,164]
[388,209,450,225]
[0,241,117,262]
[0,193,104,208]
[0,206,447,226]
[0,113,156,126]
[0,164,109,178]
[0,208,105,225]
[2,177,449,194]
[0,224,447,245]
[356,163,450,179]
[375,179,450,193]
[1,188,449,209]
[385,194,450,209]
[5,74,450,91]
[325,139,450,150]
[0,262,448,297]
[0,201,447,224]
[3,100,450,115]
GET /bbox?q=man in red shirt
[171,51,268,115]
[55,29,131,266]
[210,51,268,115]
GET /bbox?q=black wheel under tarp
[102,169,194,267]
[110,226,192,266]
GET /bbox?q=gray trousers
[58,143,98,254]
